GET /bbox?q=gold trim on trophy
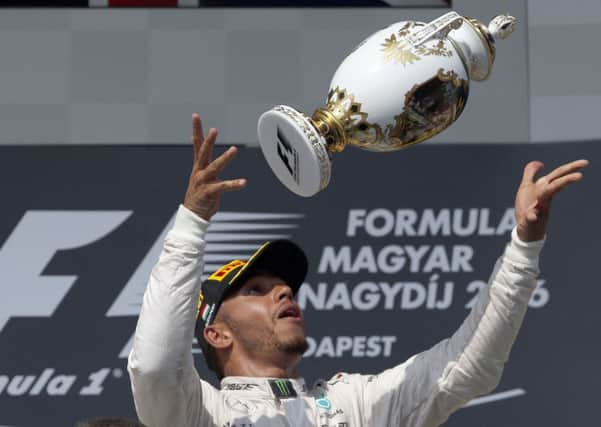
[415,39,454,58]
[311,87,384,153]
[310,108,346,153]
[464,17,496,80]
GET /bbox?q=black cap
[194,240,308,372]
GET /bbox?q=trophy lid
[257,106,331,197]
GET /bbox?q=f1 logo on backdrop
[0,208,304,348]
[0,211,132,334]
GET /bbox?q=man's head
[195,240,308,378]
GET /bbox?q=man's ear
[204,322,232,350]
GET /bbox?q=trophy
[257,11,516,197]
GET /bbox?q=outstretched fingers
[205,145,239,177]
[521,161,544,185]
[184,113,246,221]
[191,113,204,162]
[198,128,218,169]
[541,171,584,199]
[544,159,589,183]
[204,178,247,196]
[539,159,588,199]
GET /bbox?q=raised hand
[515,159,589,242]
[183,113,246,221]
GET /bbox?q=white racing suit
[128,205,544,427]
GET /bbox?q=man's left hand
[515,159,589,242]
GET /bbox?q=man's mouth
[277,303,302,321]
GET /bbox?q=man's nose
[273,283,294,301]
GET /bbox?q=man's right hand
[183,113,247,221]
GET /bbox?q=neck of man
[224,349,302,379]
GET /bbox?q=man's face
[217,273,308,359]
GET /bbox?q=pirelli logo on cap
[208,260,246,282]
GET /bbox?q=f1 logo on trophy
[257,11,516,197]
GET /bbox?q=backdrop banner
[0,141,598,426]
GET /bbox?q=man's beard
[226,316,308,357]
[274,333,309,355]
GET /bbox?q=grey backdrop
[0,0,530,145]
[528,0,601,142]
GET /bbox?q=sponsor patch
[200,303,216,325]
[316,397,331,410]
[223,383,259,391]
[268,379,297,398]
[225,395,258,415]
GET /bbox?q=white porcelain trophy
[257,11,516,197]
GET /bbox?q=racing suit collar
[221,377,307,399]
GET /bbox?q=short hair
[75,418,146,427]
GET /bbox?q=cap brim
[228,240,308,295]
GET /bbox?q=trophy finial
[455,13,517,81]
[488,14,516,40]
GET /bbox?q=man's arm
[127,114,246,427]
[360,159,588,426]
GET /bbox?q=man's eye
[247,286,262,295]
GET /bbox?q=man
[128,114,588,426]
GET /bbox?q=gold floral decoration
[381,22,453,66]
[381,33,420,65]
